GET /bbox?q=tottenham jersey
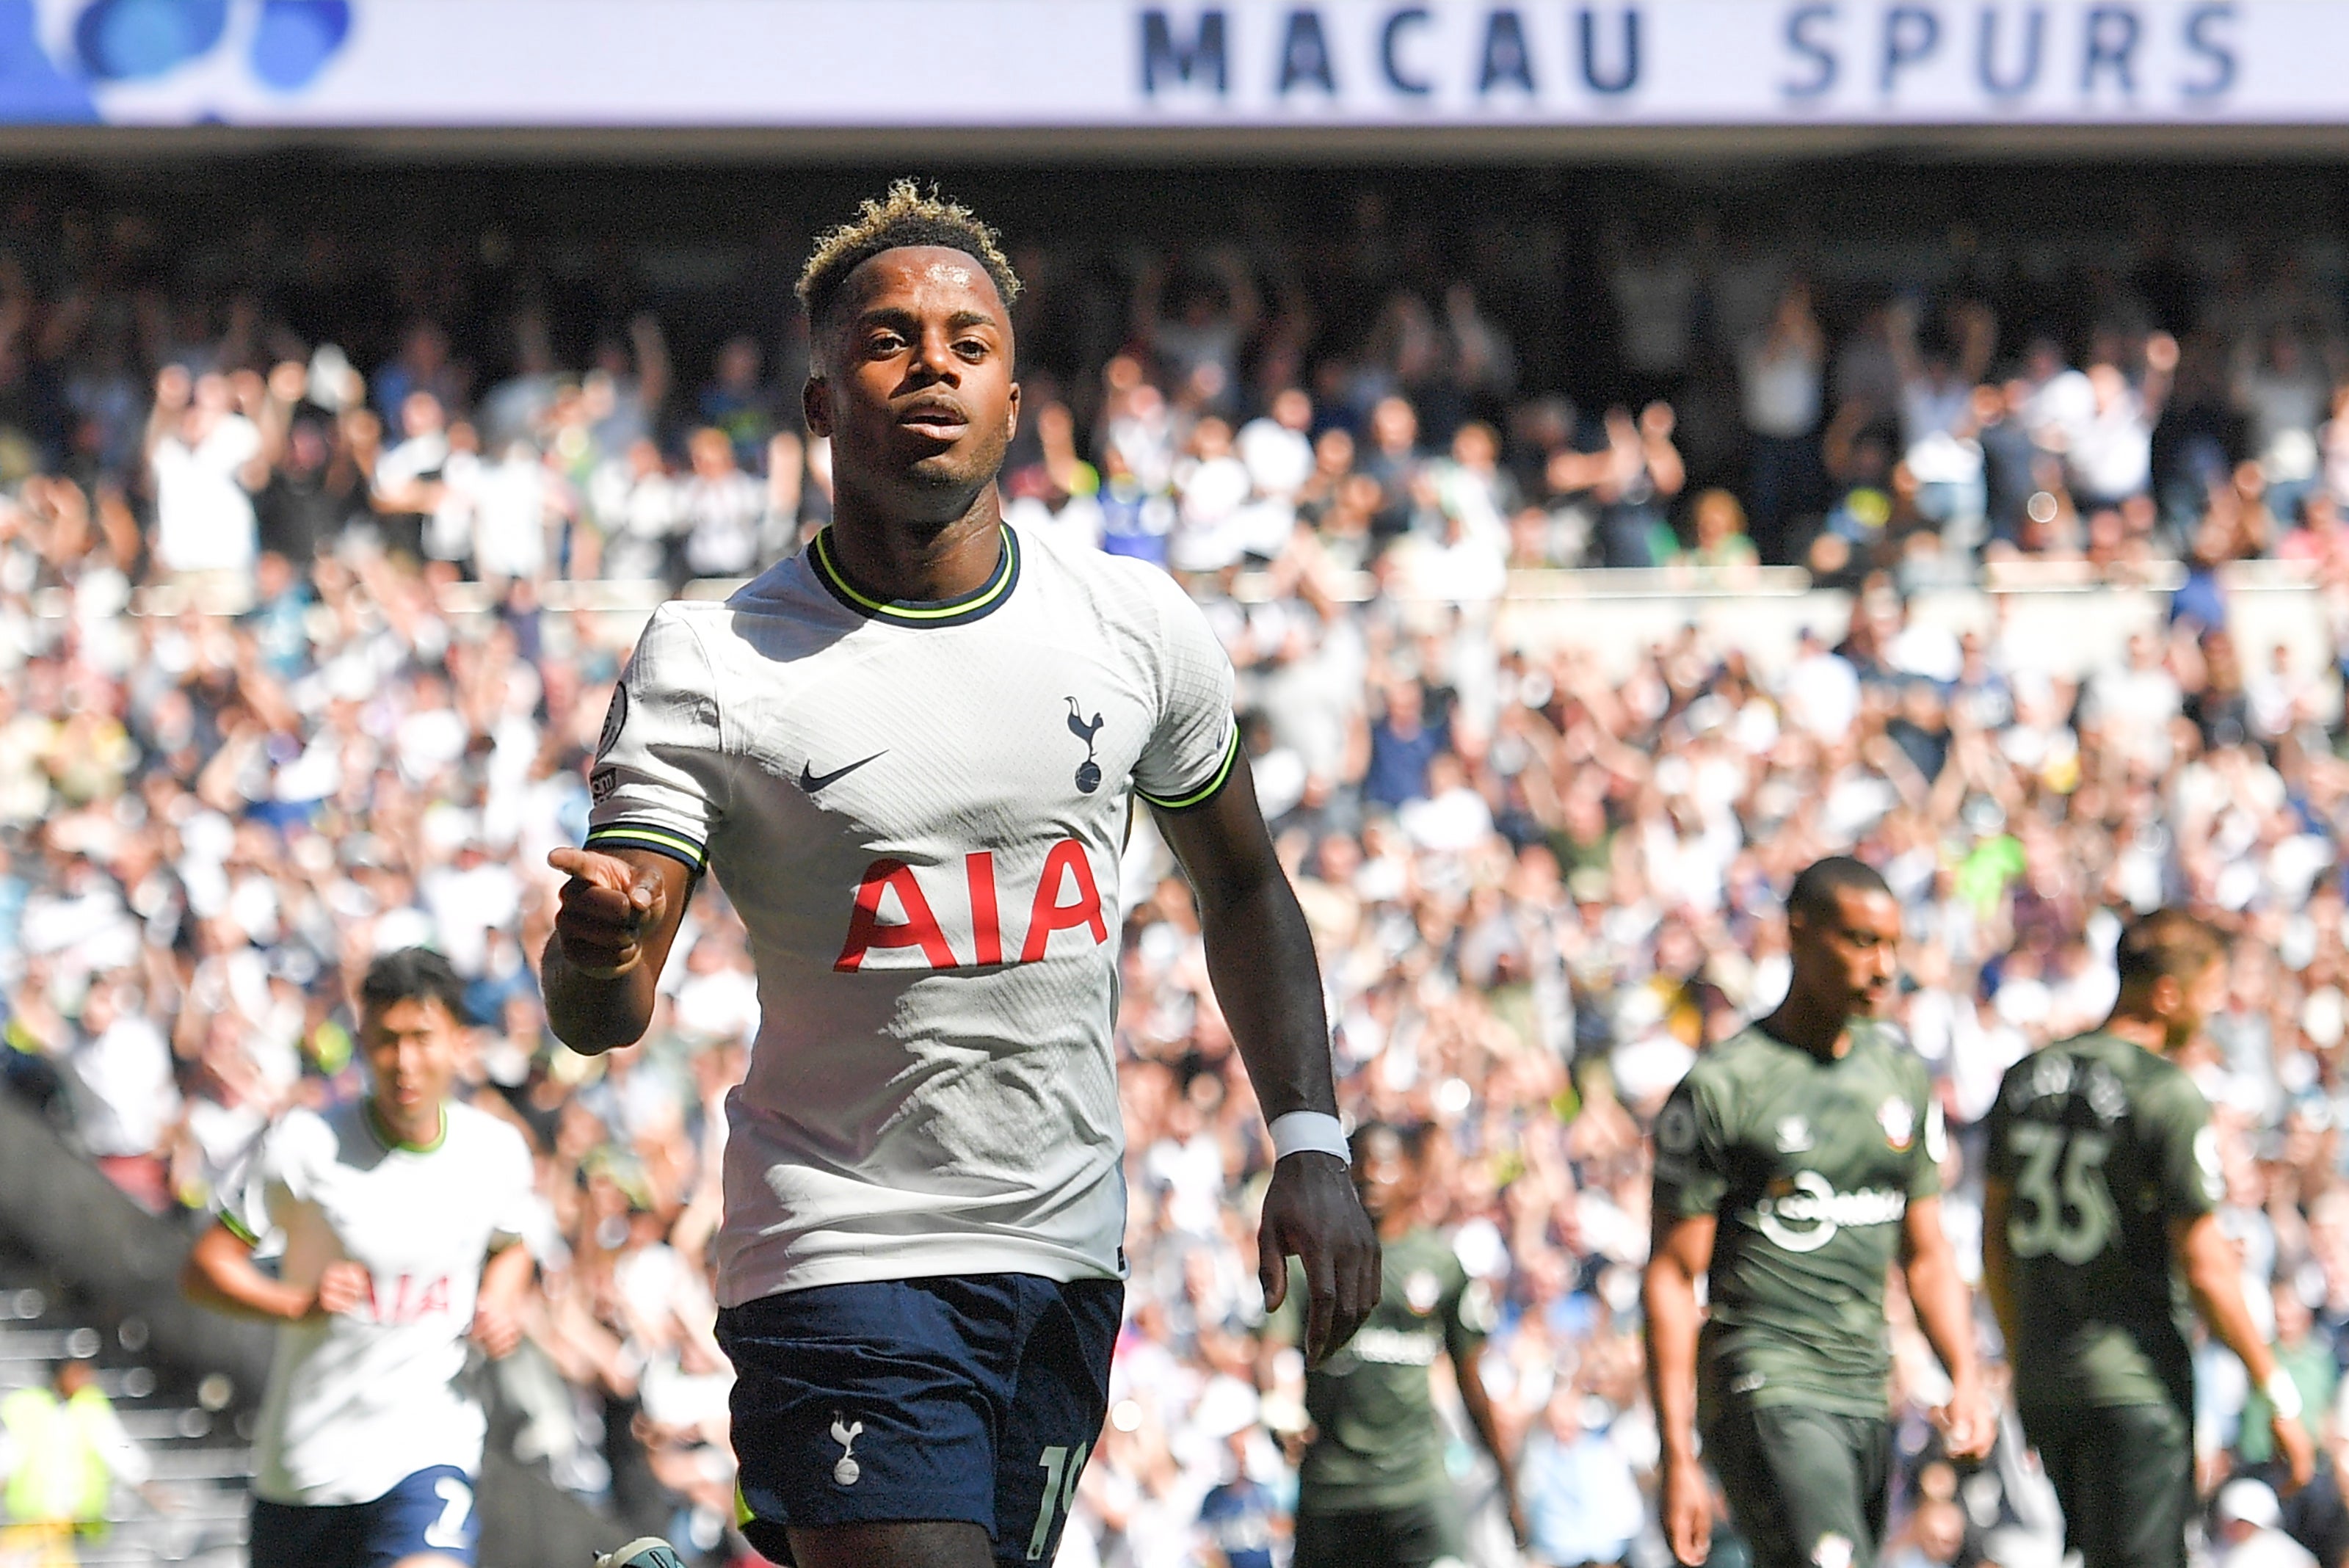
[586,523,1238,1305]
[218,1099,535,1505]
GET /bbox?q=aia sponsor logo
[361,1271,454,1326]
[835,838,1108,973]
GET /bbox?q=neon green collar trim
[365,1100,448,1154]
[810,524,1020,627]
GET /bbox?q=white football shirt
[586,524,1237,1306]
[219,1099,535,1505]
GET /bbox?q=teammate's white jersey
[587,523,1236,1305]
[219,1099,535,1504]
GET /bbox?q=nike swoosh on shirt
[799,752,887,793]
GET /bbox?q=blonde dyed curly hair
[796,179,1022,330]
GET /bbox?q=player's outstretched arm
[1898,1195,1993,1459]
[2176,1212,2317,1492]
[540,845,694,1055]
[1152,751,1379,1365]
[1643,1211,1715,1568]
[181,1222,364,1323]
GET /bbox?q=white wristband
[1269,1111,1350,1164]
[2265,1368,2305,1423]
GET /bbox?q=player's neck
[366,1096,446,1153]
[827,486,1006,603]
[2099,1010,2172,1055]
[1758,993,1852,1061]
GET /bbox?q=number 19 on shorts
[1027,1442,1091,1561]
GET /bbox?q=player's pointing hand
[548,846,668,979]
[1257,1150,1380,1365]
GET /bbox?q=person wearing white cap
[2214,1479,2316,1568]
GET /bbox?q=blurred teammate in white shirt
[183,949,534,1568]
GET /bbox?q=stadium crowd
[4,195,2349,1567]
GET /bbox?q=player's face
[1351,1129,1415,1223]
[2172,955,2228,1050]
[360,995,462,1129]
[807,245,1019,526]
[1793,885,1903,1017]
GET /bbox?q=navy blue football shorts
[247,1464,480,1568]
[717,1273,1122,1567]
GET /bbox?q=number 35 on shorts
[1025,1442,1091,1561]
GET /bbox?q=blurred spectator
[144,366,279,584]
[1518,1389,1641,1568]
[697,335,784,473]
[675,427,764,581]
[0,1356,159,1561]
[2215,1479,2317,1568]
[1739,282,1824,564]
[1671,489,1759,580]
[1591,403,1685,568]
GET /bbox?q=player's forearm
[1457,1357,1517,1479]
[1903,1241,1981,1387]
[181,1268,307,1322]
[479,1238,535,1304]
[1642,1260,1704,1466]
[2179,1216,2280,1384]
[538,936,658,1055]
[180,1232,311,1323]
[1198,871,1338,1119]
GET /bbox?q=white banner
[6,0,2344,128]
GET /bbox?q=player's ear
[803,374,832,439]
[2150,973,2182,1019]
[1005,378,1020,443]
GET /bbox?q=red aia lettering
[835,843,1106,973]
[366,1273,454,1324]
[834,858,959,973]
[967,852,1002,966]
[1020,840,1108,962]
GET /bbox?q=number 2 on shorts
[1026,1441,1091,1561]
[424,1475,474,1550]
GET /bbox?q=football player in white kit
[542,182,1381,1568]
[182,948,535,1568]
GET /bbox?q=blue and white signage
[0,0,2342,127]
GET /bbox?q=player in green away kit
[1983,909,2314,1568]
[1646,857,1992,1568]
[1289,1122,1521,1568]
